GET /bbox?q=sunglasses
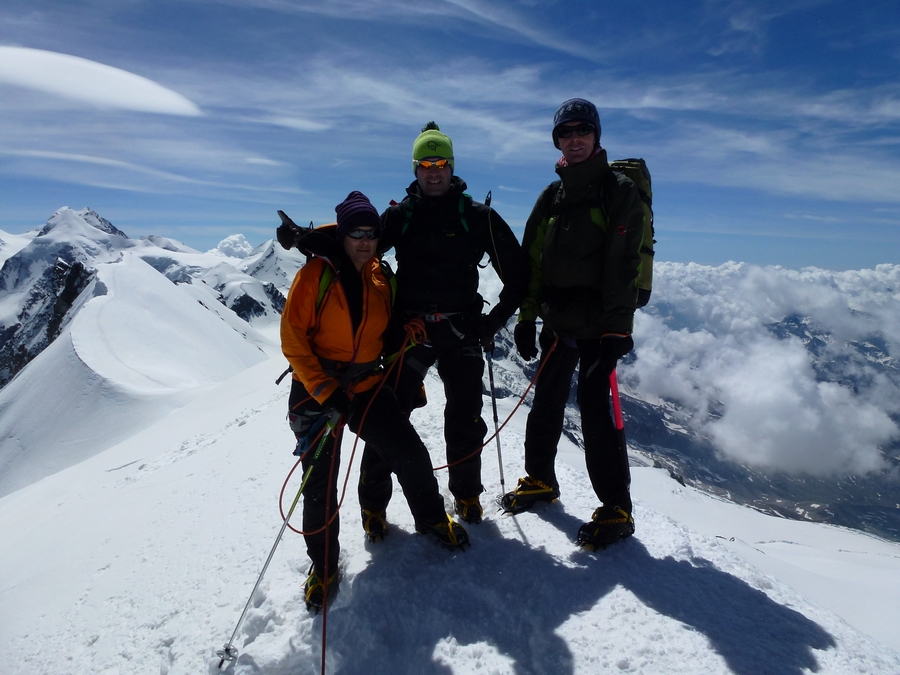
[556,123,595,139]
[346,228,379,240]
[415,158,452,170]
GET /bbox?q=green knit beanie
[411,121,454,175]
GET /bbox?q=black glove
[276,222,304,250]
[477,312,506,351]
[514,320,538,361]
[323,388,352,414]
[601,334,634,362]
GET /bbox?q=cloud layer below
[627,262,900,477]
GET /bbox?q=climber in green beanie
[357,121,527,529]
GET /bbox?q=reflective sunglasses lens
[348,229,377,240]
[417,159,450,170]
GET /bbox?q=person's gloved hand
[323,388,352,414]
[477,312,506,351]
[514,320,538,361]
[601,334,634,362]
[276,222,304,250]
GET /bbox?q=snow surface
[2,346,900,674]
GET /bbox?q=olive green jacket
[518,149,644,338]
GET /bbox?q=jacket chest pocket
[543,206,606,289]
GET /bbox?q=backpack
[400,193,474,235]
[542,158,655,308]
[315,258,397,312]
[283,216,397,312]
[610,159,654,307]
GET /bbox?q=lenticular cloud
[0,47,201,116]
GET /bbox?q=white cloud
[206,0,604,60]
[244,156,287,167]
[626,261,900,477]
[704,338,893,475]
[0,46,202,116]
[261,115,330,132]
[0,148,302,199]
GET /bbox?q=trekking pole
[485,349,506,493]
[216,410,342,669]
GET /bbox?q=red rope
[277,318,427,534]
[278,328,555,675]
[315,320,430,675]
[279,332,556,527]
[431,337,558,471]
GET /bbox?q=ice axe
[609,368,627,459]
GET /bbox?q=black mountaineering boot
[361,508,388,541]
[498,476,560,514]
[454,496,483,524]
[576,506,635,550]
[415,515,470,550]
[305,566,340,612]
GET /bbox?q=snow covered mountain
[0,209,298,388]
[0,208,302,497]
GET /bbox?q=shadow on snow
[239,505,835,675]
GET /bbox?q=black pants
[524,326,632,513]
[289,379,446,576]
[358,315,487,512]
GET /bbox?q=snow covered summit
[0,207,299,497]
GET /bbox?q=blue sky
[1,0,898,269]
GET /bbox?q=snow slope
[1,349,899,675]
[0,226,39,268]
[0,252,276,497]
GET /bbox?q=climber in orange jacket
[279,191,469,611]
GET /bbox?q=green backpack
[610,158,655,308]
[314,259,397,312]
[542,157,655,307]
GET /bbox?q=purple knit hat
[334,191,381,240]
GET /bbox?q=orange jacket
[281,251,392,404]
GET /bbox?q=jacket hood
[554,148,611,203]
